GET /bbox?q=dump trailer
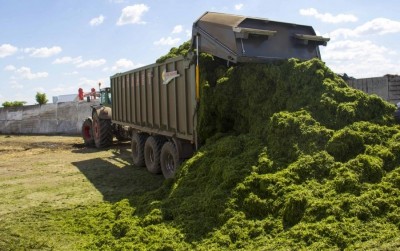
[83,12,329,178]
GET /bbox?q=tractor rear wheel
[92,112,113,148]
[81,117,94,147]
[131,132,147,167]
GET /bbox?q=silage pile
[71,46,400,250]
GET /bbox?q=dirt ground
[0,134,164,250]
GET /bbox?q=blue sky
[1,0,400,105]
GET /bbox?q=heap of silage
[70,44,400,250]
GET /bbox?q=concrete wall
[387,75,400,104]
[0,101,99,135]
[347,75,400,104]
[347,76,389,101]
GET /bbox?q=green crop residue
[155,41,191,64]
[47,45,400,250]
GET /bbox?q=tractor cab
[100,87,112,107]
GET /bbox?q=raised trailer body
[84,12,329,178]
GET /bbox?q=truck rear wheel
[92,112,113,148]
[81,118,94,147]
[160,142,180,179]
[144,136,165,174]
[131,132,147,167]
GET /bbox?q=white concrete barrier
[0,101,99,135]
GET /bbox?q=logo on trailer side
[162,69,180,85]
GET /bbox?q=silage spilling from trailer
[70,45,400,250]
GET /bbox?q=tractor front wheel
[81,117,94,147]
[92,112,113,148]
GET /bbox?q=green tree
[1,101,26,108]
[35,92,48,105]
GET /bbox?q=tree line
[1,92,48,108]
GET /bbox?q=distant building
[52,94,78,104]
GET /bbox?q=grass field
[0,135,164,250]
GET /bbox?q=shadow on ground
[72,142,164,203]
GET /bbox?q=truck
[81,12,329,178]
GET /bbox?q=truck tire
[81,117,94,147]
[92,112,113,148]
[160,142,180,179]
[131,132,147,167]
[144,136,165,174]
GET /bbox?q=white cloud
[322,40,399,77]
[235,3,243,10]
[328,28,353,40]
[354,18,400,36]
[78,77,98,87]
[34,87,46,93]
[172,25,183,34]
[104,58,143,72]
[10,80,23,89]
[50,77,108,95]
[4,65,16,71]
[24,46,62,58]
[64,71,79,76]
[323,40,391,61]
[117,4,149,25]
[90,15,105,26]
[53,56,82,64]
[328,18,400,39]
[13,66,49,80]
[299,8,357,23]
[77,59,106,68]
[50,87,66,93]
[0,44,18,58]
[153,37,181,46]
[114,58,135,68]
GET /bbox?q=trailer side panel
[111,56,196,142]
